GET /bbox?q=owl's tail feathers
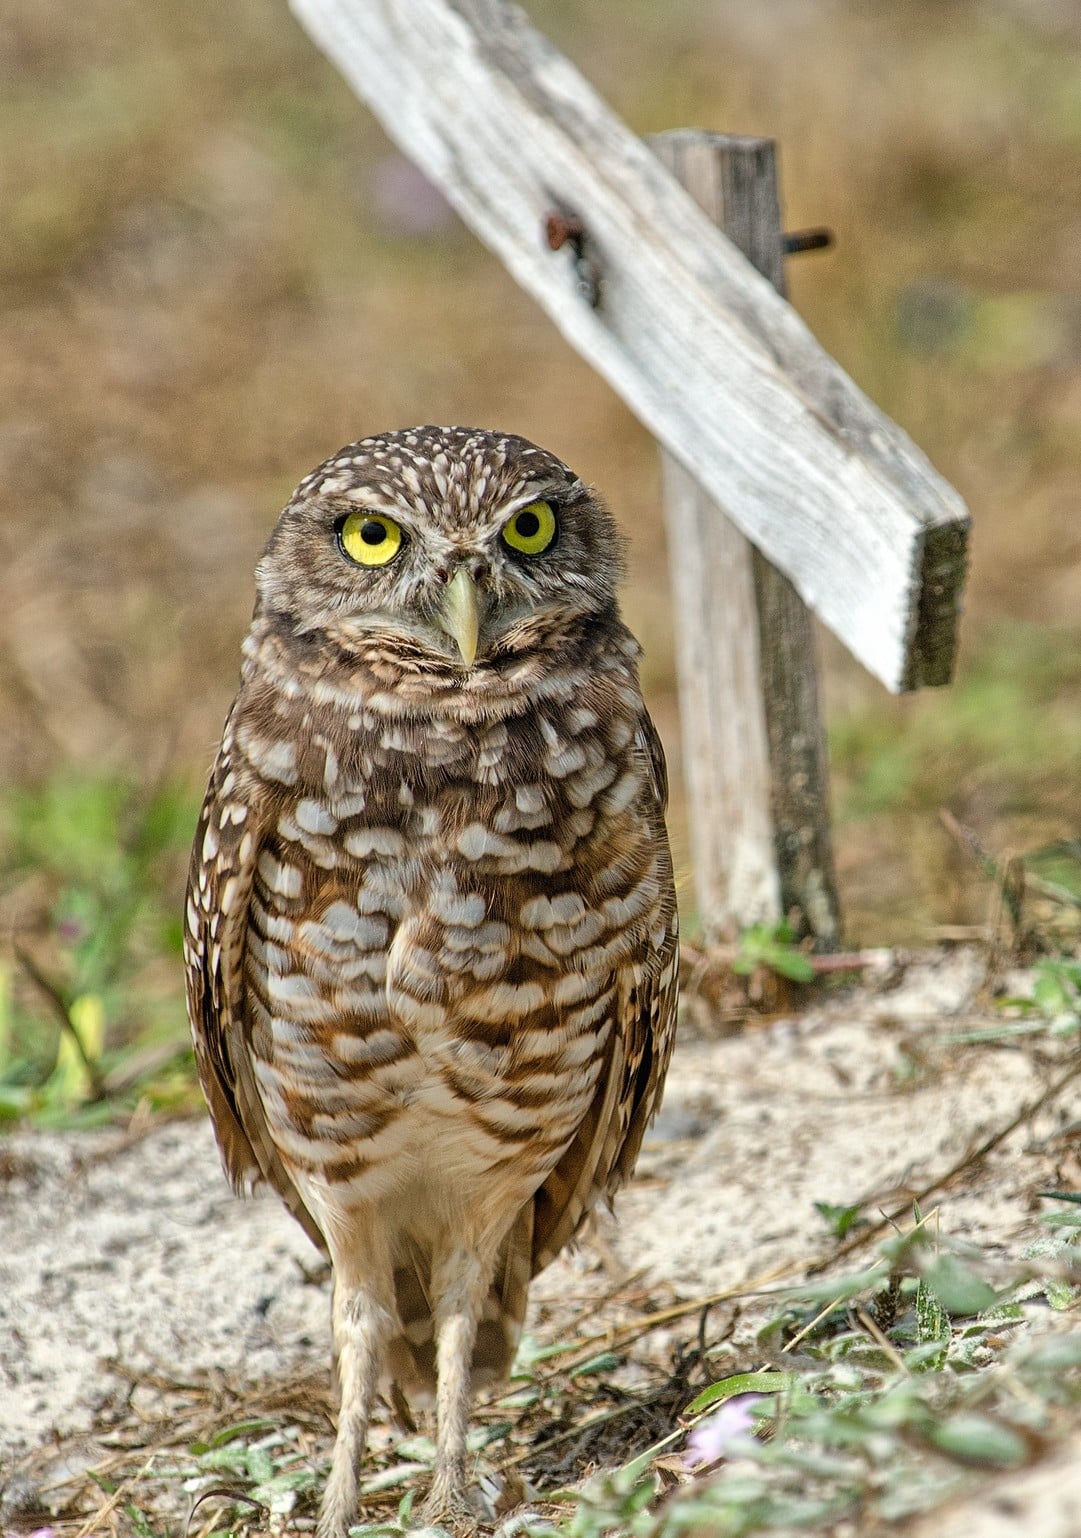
[384,1203,535,1397]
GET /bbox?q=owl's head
[254,427,626,670]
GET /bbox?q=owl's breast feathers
[184,615,677,1270]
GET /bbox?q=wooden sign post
[287,0,971,942]
[653,132,840,943]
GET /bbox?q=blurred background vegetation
[1,0,1079,1119]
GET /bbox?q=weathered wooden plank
[289,0,969,692]
[657,133,840,944]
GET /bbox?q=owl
[184,426,678,1537]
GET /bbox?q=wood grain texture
[289,0,969,692]
[655,133,840,944]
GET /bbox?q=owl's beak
[439,567,480,667]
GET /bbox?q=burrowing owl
[184,426,678,1537]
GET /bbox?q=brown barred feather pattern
[184,426,678,1537]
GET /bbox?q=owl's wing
[531,709,679,1273]
[184,728,326,1253]
[610,710,679,1186]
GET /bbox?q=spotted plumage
[184,426,678,1537]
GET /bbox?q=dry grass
[0,0,1080,940]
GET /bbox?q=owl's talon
[420,1481,481,1536]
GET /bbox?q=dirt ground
[4,948,1081,1534]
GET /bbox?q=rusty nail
[544,210,586,252]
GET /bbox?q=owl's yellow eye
[338,512,403,567]
[501,500,557,556]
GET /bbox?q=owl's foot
[317,1438,359,1538]
[420,1471,480,1536]
[316,1480,355,1538]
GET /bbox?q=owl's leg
[422,1241,499,1528]
[319,1219,397,1538]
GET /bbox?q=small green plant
[0,773,201,1124]
[1025,957,1081,1031]
[540,1207,1081,1538]
[186,1423,320,1524]
[943,954,1081,1048]
[542,1459,661,1538]
[813,1200,865,1239]
[732,922,815,985]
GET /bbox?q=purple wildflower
[683,1393,765,1469]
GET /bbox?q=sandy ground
[3,949,1081,1532]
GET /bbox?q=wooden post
[653,132,841,947]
